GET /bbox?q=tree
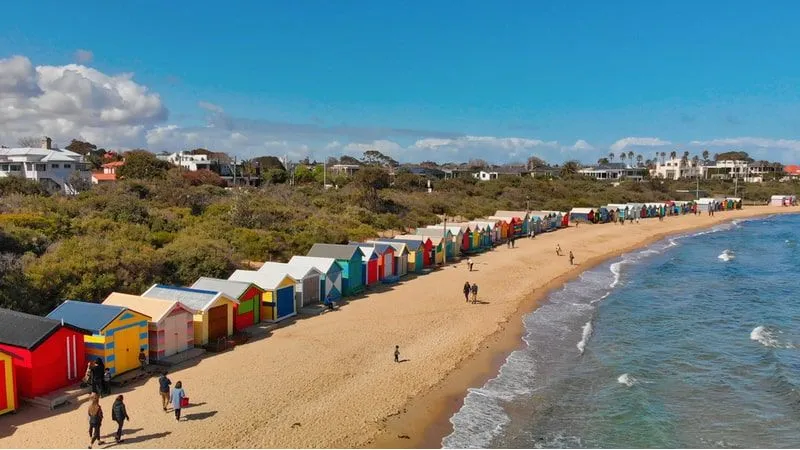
[339,155,361,166]
[619,152,626,163]
[692,155,700,167]
[352,166,390,211]
[660,151,666,163]
[17,136,39,147]
[468,159,488,169]
[636,154,643,166]
[669,150,677,160]
[702,150,710,162]
[252,156,286,171]
[560,160,581,178]
[117,150,171,180]
[597,157,610,165]
[715,151,752,162]
[608,153,614,162]
[262,168,288,184]
[527,156,549,170]
[182,169,227,187]
[362,150,398,167]
[158,235,237,285]
[65,139,97,156]
[627,151,634,162]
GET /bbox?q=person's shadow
[102,430,170,447]
[184,411,218,421]
[398,359,411,363]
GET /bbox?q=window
[0,164,8,171]
[63,163,71,169]
[51,164,59,169]
[10,164,21,171]
[35,164,46,171]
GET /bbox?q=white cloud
[610,137,672,153]
[74,49,94,63]
[0,55,166,148]
[564,139,595,152]
[689,137,800,152]
[198,101,224,113]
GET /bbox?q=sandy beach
[0,206,795,449]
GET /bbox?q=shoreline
[2,207,796,449]
[368,207,797,449]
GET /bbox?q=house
[0,308,89,399]
[306,244,365,296]
[330,164,361,177]
[165,151,212,171]
[91,160,125,184]
[228,270,298,322]
[473,166,531,181]
[0,136,91,194]
[256,262,322,310]
[403,166,446,179]
[190,278,264,331]
[102,293,194,361]
[142,285,236,346]
[578,163,647,181]
[46,301,150,377]
[782,164,800,180]
[0,349,16,416]
[288,256,343,302]
[372,239,423,274]
[650,157,702,180]
[442,168,476,179]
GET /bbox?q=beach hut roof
[570,207,595,214]
[103,293,187,323]
[46,300,130,334]
[0,307,87,350]
[375,238,422,251]
[191,277,254,299]
[770,195,787,200]
[494,210,530,218]
[430,224,469,234]
[396,234,443,245]
[229,269,297,291]
[726,197,741,201]
[367,240,409,255]
[415,228,453,238]
[256,262,321,280]
[142,284,235,312]
[307,243,364,261]
[351,242,391,255]
[487,216,518,222]
[288,255,339,273]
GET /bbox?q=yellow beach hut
[228,270,298,322]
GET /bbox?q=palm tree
[636,154,643,167]
[660,151,666,164]
[669,150,677,160]
[608,153,614,163]
[627,151,634,162]
[560,160,581,178]
[619,152,627,164]
[702,150,709,162]
[692,155,700,167]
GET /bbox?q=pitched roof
[372,238,421,252]
[365,240,408,255]
[103,293,186,323]
[495,210,530,218]
[307,243,364,260]
[256,262,321,280]
[228,270,297,290]
[356,245,378,260]
[46,300,128,334]
[394,234,443,246]
[288,256,340,274]
[569,207,596,214]
[142,284,234,312]
[414,228,452,238]
[102,161,125,168]
[0,307,80,350]
[191,277,254,299]
[350,242,392,255]
[91,172,117,181]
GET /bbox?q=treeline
[1,167,798,316]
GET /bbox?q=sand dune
[1,206,794,449]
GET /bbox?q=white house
[472,167,531,181]
[651,157,703,180]
[578,163,647,181]
[702,159,778,183]
[165,151,212,171]
[0,137,90,194]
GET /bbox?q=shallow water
[443,214,800,448]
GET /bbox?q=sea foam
[617,373,637,387]
[577,321,593,354]
[718,249,735,261]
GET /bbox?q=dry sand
[1,206,795,449]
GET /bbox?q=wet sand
[0,206,794,449]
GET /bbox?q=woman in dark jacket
[111,395,130,443]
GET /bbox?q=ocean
[442,213,800,449]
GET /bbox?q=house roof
[288,256,340,274]
[350,242,392,255]
[0,147,83,163]
[373,238,422,252]
[102,161,125,168]
[256,262,321,280]
[366,240,409,255]
[784,164,800,175]
[0,307,86,350]
[569,207,596,214]
[495,210,530,218]
[228,270,297,290]
[307,243,364,261]
[103,293,186,323]
[142,284,235,312]
[92,172,117,181]
[191,277,255,300]
[356,245,378,260]
[46,300,129,334]
[395,234,443,245]
[415,228,452,238]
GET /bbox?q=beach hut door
[0,360,7,411]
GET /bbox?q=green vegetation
[1,167,798,316]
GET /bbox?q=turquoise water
[443,214,800,448]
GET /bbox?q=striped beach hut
[191,278,265,330]
[0,350,16,416]
[142,285,236,346]
[228,270,298,322]
[289,256,343,302]
[307,244,365,296]
[103,293,194,361]
[47,301,150,377]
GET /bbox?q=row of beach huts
[0,199,751,415]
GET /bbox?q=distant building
[578,163,647,181]
[651,157,703,180]
[703,159,779,183]
[473,166,531,181]
[782,164,800,181]
[0,136,90,194]
[165,151,212,171]
[91,160,125,184]
[403,166,445,179]
[330,164,361,177]
[442,168,474,179]
[530,166,560,178]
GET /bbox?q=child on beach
[171,381,186,421]
[394,345,400,363]
[569,251,575,265]
[463,282,471,303]
[138,348,147,372]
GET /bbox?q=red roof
[102,161,125,168]
[784,164,800,175]
[92,172,117,181]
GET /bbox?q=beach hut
[471,220,501,245]
[191,278,265,330]
[142,285,236,346]
[606,204,630,220]
[228,270,298,322]
[697,198,716,212]
[373,239,424,273]
[466,222,491,248]
[488,216,524,238]
[770,195,789,206]
[255,263,322,309]
[597,207,610,223]
[495,211,531,236]
[307,244,365,296]
[354,242,395,280]
[417,228,458,259]
[569,208,595,224]
[487,218,510,241]
[47,301,150,377]
[358,241,404,277]
[289,256,343,302]
[0,350,16,416]
[431,224,472,254]
[394,234,439,266]
[355,245,380,286]
[0,308,88,399]
[102,293,194,361]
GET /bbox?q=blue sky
[2,1,800,163]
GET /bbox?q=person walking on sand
[138,348,147,372]
[466,257,473,272]
[102,368,111,396]
[159,371,172,411]
[471,282,479,303]
[463,282,471,303]
[87,393,104,448]
[171,381,186,421]
[111,395,130,443]
[394,345,400,363]
[569,251,575,265]
[556,244,562,256]
[90,358,104,396]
